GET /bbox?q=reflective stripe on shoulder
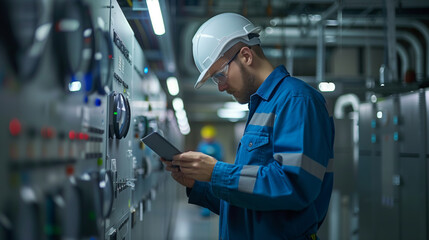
[248,113,276,127]
[237,165,260,193]
[273,153,326,181]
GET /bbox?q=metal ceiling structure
[120,0,429,123]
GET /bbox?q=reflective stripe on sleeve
[237,165,260,193]
[248,113,276,127]
[273,153,326,181]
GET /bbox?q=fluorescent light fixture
[68,81,82,92]
[370,95,377,103]
[172,98,184,111]
[175,109,187,119]
[325,35,336,43]
[217,108,246,119]
[166,76,179,96]
[224,102,249,111]
[146,0,165,35]
[318,82,335,92]
[377,111,383,119]
[326,20,338,26]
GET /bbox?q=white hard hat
[192,13,261,89]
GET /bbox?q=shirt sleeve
[187,181,221,215]
[210,95,334,211]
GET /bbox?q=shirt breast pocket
[239,131,270,164]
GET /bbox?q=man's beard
[233,61,257,104]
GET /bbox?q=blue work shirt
[188,65,335,240]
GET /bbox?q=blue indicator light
[84,95,89,104]
[371,134,376,143]
[394,132,399,141]
[144,67,149,74]
[95,98,102,107]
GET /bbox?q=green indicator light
[45,225,53,235]
[97,158,103,166]
[128,199,131,208]
[114,112,117,115]
[89,211,96,220]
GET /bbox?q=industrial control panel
[0,0,182,239]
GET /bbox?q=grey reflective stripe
[326,158,334,173]
[273,153,326,181]
[238,165,260,193]
[248,113,276,127]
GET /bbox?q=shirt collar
[254,65,290,101]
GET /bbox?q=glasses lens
[211,64,229,85]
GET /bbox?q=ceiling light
[318,82,335,92]
[166,76,179,96]
[224,102,249,111]
[172,98,184,111]
[146,0,165,35]
[217,108,246,119]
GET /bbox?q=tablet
[141,132,182,161]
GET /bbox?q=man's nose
[217,82,228,92]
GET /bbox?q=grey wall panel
[376,96,400,240]
[399,91,424,155]
[358,102,376,152]
[358,155,381,240]
[399,157,427,239]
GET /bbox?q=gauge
[62,178,81,239]
[7,0,50,79]
[79,3,96,93]
[109,92,131,139]
[9,0,41,52]
[45,192,63,239]
[14,187,42,240]
[75,173,101,237]
[0,1,18,74]
[134,116,148,139]
[54,0,93,92]
[98,170,114,218]
[93,28,113,95]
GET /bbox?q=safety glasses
[210,50,240,86]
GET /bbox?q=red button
[46,127,55,139]
[78,132,85,140]
[66,166,74,176]
[9,118,21,136]
[69,130,76,140]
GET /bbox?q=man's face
[216,53,258,104]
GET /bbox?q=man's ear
[239,46,253,66]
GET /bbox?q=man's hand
[172,151,217,182]
[160,158,195,188]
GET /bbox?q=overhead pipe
[268,16,429,79]
[334,94,360,119]
[396,43,409,80]
[263,28,423,81]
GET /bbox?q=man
[161,13,335,240]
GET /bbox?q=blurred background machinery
[0,0,183,239]
[1,0,429,240]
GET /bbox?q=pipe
[268,16,429,79]
[396,43,409,80]
[334,94,360,119]
[264,28,423,81]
